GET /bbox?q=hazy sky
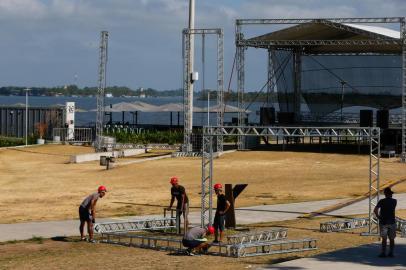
[0,0,405,90]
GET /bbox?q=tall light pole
[24,88,31,145]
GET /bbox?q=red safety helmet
[170,176,178,185]
[98,186,107,193]
[207,225,215,235]
[213,183,222,190]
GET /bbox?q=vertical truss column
[201,133,213,226]
[267,49,278,106]
[217,30,224,152]
[95,31,109,152]
[401,18,406,162]
[236,23,246,149]
[183,30,193,152]
[293,50,302,122]
[366,128,380,235]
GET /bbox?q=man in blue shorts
[374,187,397,257]
[213,183,230,243]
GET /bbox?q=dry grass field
[0,145,405,223]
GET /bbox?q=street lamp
[24,88,31,145]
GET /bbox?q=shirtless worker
[167,176,189,234]
[79,186,107,243]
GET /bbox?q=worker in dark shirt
[167,176,189,234]
[79,186,107,243]
[182,226,214,256]
[374,187,397,257]
[213,183,230,243]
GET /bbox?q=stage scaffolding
[201,126,380,235]
[235,17,406,162]
[182,28,224,153]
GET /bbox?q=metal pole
[188,0,195,152]
[24,88,31,145]
[207,91,210,127]
[340,81,345,122]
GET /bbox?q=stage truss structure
[182,28,224,153]
[201,126,380,235]
[95,31,109,152]
[235,17,406,162]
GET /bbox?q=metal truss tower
[402,18,406,162]
[95,31,109,152]
[183,28,224,153]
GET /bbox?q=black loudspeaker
[260,107,276,125]
[232,117,248,125]
[277,112,295,124]
[376,109,389,130]
[360,110,373,127]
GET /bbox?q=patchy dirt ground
[0,145,405,223]
[0,214,391,270]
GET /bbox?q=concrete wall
[70,148,145,163]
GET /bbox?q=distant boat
[105,93,113,98]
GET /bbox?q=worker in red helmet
[182,226,215,256]
[167,176,189,234]
[213,183,230,243]
[78,186,107,243]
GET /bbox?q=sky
[0,0,405,91]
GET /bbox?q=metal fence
[53,128,93,143]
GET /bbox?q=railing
[52,128,93,143]
[301,112,402,125]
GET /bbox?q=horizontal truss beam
[396,217,406,237]
[94,218,176,234]
[226,228,288,245]
[237,18,404,25]
[203,126,380,138]
[101,232,183,252]
[183,28,223,35]
[230,238,317,258]
[239,39,401,47]
[320,218,370,233]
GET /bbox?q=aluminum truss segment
[95,31,109,152]
[203,126,380,138]
[230,238,317,258]
[236,18,404,25]
[94,218,176,234]
[182,28,225,153]
[366,133,380,235]
[401,18,406,162]
[236,22,246,150]
[240,39,401,48]
[320,218,369,233]
[182,29,192,152]
[227,228,288,245]
[217,29,224,153]
[396,217,406,237]
[201,135,213,226]
[101,232,183,252]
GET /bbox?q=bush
[0,136,37,147]
[104,129,183,145]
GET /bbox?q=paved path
[261,238,406,269]
[1,193,405,242]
